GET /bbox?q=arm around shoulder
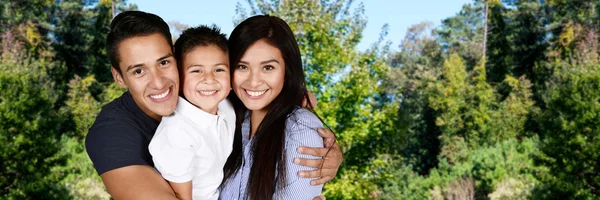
[280,110,325,198]
[85,122,177,199]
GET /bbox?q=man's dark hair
[106,11,173,74]
[173,24,228,71]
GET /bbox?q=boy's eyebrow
[187,63,228,69]
[126,53,173,72]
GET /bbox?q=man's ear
[111,67,127,88]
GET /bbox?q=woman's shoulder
[286,108,324,131]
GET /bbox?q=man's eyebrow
[126,53,173,72]
[156,53,173,62]
[126,63,144,72]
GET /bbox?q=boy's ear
[111,66,127,88]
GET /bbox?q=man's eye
[190,70,201,73]
[160,60,170,66]
[215,68,226,72]
[134,68,144,75]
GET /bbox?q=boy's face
[181,45,231,114]
[111,33,180,121]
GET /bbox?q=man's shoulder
[86,94,143,144]
[90,99,131,130]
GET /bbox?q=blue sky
[129,0,472,51]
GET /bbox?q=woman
[220,15,329,200]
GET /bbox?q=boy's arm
[100,165,178,200]
[168,181,192,200]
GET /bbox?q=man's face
[111,33,179,121]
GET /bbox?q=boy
[148,25,233,200]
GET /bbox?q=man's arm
[86,121,178,199]
[168,181,192,200]
[100,165,178,200]
[296,128,343,185]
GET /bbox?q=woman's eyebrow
[260,59,279,65]
[238,59,280,65]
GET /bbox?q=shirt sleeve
[85,121,150,175]
[148,120,197,183]
[278,109,324,199]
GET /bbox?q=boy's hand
[296,128,343,185]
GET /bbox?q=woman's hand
[295,128,343,185]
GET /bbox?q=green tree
[0,33,69,199]
[485,1,513,84]
[0,0,56,55]
[430,54,534,158]
[535,56,600,198]
[435,2,484,69]
[389,21,444,175]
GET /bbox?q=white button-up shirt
[149,97,235,200]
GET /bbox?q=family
[85,11,344,200]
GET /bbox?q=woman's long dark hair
[222,15,313,200]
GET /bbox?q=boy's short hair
[106,11,173,74]
[174,25,228,71]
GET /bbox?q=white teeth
[199,90,218,95]
[247,90,267,97]
[150,89,170,99]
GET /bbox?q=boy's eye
[237,65,248,70]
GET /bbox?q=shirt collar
[175,97,225,129]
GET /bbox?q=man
[85,11,343,199]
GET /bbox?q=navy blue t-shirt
[85,91,159,175]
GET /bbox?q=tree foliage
[2,0,600,199]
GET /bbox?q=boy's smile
[181,45,231,115]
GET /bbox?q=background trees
[1,0,599,199]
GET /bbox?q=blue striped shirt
[219,108,324,200]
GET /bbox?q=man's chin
[148,102,177,117]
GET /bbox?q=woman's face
[232,39,285,113]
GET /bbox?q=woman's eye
[264,65,274,70]
[237,65,248,70]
